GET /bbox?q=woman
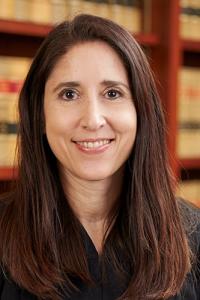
[0,14,199,300]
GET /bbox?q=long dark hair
[0,14,191,299]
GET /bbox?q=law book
[177,179,200,207]
[178,67,200,123]
[0,80,21,123]
[13,0,67,24]
[110,0,126,28]
[0,56,31,81]
[110,0,141,32]
[82,0,98,15]
[180,0,200,40]
[95,0,111,19]
[0,0,14,20]
[177,66,200,158]
[122,0,142,33]
[29,0,52,24]
[188,0,200,40]
[177,122,200,158]
[13,0,30,22]
[15,0,52,24]
[0,123,18,167]
[180,0,191,38]
[50,0,69,23]
[0,57,31,167]
[0,81,19,167]
[68,0,84,18]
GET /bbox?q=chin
[76,169,114,181]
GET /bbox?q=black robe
[0,199,199,300]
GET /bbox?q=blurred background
[0,0,199,207]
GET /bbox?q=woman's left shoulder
[176,198,200,299]
[177,198,200,246]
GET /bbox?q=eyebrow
[53,81,80,93]
[52,80,130,93]
[101,80,129,90]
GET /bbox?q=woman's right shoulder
[178,198,200,230]
[177,198,200,253]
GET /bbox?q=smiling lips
[73,138,114,153]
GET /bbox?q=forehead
[47,41,128,83]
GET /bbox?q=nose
[80,98,106,131]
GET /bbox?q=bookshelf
[180,158,200,170]
[182,40,200,52]
[0,0,200,205]
[0,19,160,56]
[0,167,17,180]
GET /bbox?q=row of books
[0,0,142,33]
[0,81,19,167]
[0,56,31,167]
[180,0,200,40]
[177,66,200,158]
[177,179,200,207]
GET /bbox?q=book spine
[0,0,15,20]
[0,56,31,80]
[188,0,200,40]
[29,0,52,24]
[110,0,125,26]
[50,0,69,24]
[177,122,200,158]
[0,82,20,123]
[0,131,17,167]
[95,0,111,19]
[82,0,97,16]
[0,57,30,167]
[68,0,84,18]
[14,0,30,22]
[180,0,200,40]
[0,81,19,167]
[110,0,141,32]
[122,0,142,33]
[177,67,200,158]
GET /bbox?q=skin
[44,41,137,253]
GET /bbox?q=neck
[60,168,124,253]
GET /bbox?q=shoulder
[177,199,200,299]
[177,197,200,222]
[177,198,200,243]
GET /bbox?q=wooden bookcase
[0,0,200,195]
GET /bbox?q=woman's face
[44,41,137,181]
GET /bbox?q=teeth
[76,139,111,148]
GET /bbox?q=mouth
[72,138,115,152]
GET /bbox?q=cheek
[45,107,77,136]
[115,106,137,134]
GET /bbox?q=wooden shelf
[0,19,160,57]
[179,158,200,169]
[0,18,160,44]
[0,19,52,37]
[0,167,17,180]
[181,39,200,52]
[134,33,160,47]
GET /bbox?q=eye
[58,89,79,101]
[105,89,122,100]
